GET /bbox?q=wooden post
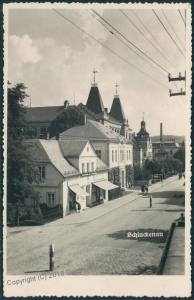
[49,244,54,271]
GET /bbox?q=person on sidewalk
[149,195,152,208]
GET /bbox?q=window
[39,166,46,180]
[115,150,117,162]
[47,193,55,207]
[126,150,128,161]
[120,150,124,161]
[91,162,94,172]
[82,163,85,173]
[128,150,130,160]
[87,162,90,173]
[112,150,114,162]
[96,150,101,159]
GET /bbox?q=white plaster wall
[62,171,108,216]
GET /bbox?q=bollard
[49,244,54,271]
[149,195,152,208]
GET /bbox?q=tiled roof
[40,140,78,177]
[25,106,64,123]
[60,120,130,143]
[86,85,105,115]
[110,96,126,122]
[25,139,50,162]
[96,157,108,171]
[59,140,88,157]
[108,114,122,125]
[25,139,78,177]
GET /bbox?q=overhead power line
[152,9,185,58]
[161,10,185,51]
[120,9,177,71]
[92,9,170,75]
[130,10,178,71]
[52,9,168,88]
[88,10,165,75]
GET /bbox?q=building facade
[26,138,119,217]
[152,140,180,159]
[59,120,133,189]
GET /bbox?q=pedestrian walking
[149,195,152,208]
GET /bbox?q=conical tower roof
[86,85,105,115]
[110,96,126,122]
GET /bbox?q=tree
[145,159,162,175]
[48,106,84,138]
[7,83,39,208]
[125,165,134,187]
[174,145,185,171]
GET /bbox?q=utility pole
[168,71,186,97]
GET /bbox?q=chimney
[160,122,163,142]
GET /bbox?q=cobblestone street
[7,176,185,275]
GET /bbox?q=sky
[6,4,189,136]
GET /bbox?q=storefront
[68,184,89,212]
[92,180,119,202]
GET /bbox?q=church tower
[135,114,152,162]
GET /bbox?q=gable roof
[25,106,64,123]
[109,96,126,122]
[40,140,78,176]
[59,140,89,157]
[25,139,51,162]
[25,139,78,177]
[59,120,130,143]
[86,85,105,115]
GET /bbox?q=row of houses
[27,120,132,216]
[24,76,180,215]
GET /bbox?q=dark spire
[86,70,105,114]
[110,95,126,122]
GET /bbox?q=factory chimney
[160,122,163,142]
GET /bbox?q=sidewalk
[163,226,185,275]
[42,175,178,226]
[8,175,178,232]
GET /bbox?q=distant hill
[151,135,185,144]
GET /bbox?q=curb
[61,176,178,226]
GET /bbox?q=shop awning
[69,185,89,196]
[93,180,119,191]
